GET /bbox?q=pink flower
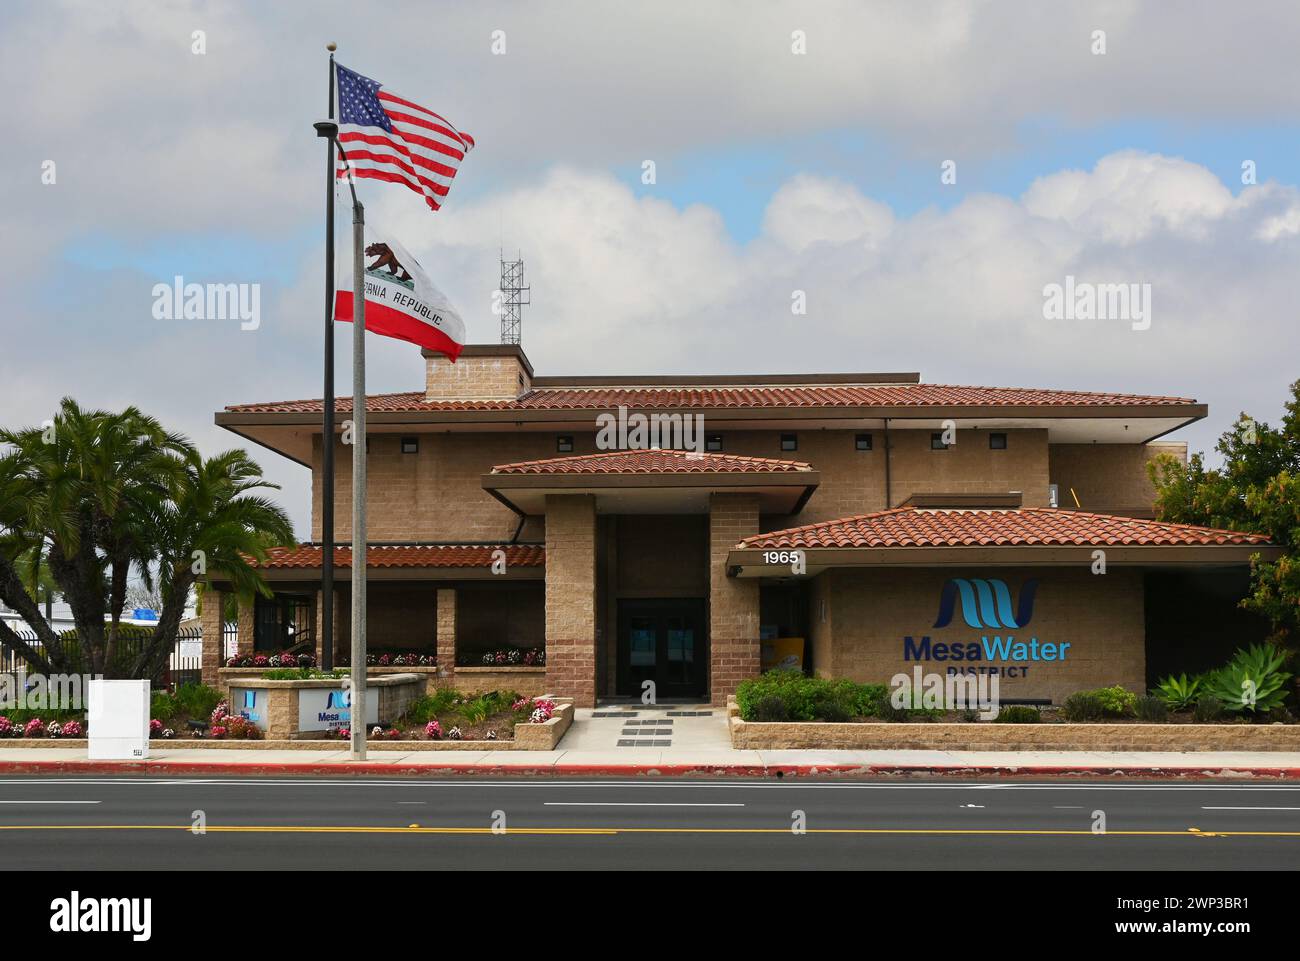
[61,720,83,738]
[23,718,46,738]
[150,719,163,736]
[210,725,228,739]
[424,720,443,740]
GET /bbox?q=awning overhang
[727,543,1283,577]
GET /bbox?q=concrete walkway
[3,745,1300,778]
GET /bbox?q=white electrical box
[87,680,150,760]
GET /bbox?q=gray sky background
[3,1,1298,536]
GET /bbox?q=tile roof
[253,543,544,569]
[490,449,813,474]
[225,383,1198,415]
[738,508,1273,550]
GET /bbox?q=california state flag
[334,229,465,360]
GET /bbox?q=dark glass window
[705,434,723,452]
[855,433,873,451]
[557,435,574,453]
[780,433,798,452]
[989,432,1008,450]
[400,436,419,454]
[930,433,951,450]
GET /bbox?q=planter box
[512,703,574,750]
[218,665,444,697]
[226,673,423,740]
[726,699,1300,752]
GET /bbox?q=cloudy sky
[4,0,1299,536]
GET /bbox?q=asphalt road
[1,775,1298,870]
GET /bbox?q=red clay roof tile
[739,508,1272,550]
[490,449,812,474]
[253,543,544,570]
[225,383,1197,415]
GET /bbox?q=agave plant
[1153,673,1203,711]
[1201,643,1292,713]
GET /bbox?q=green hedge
[735,671,887,722]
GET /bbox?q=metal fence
[0,624,206,692]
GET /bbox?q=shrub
[173,683,223,719]
[1153,673,1203,712]
[1134,695,1168,722]
[1063,686,1137,721]
[752,696,788,722]
[1061,692,1104,722]
[1201,643,1292,714]
[151,691,179,724]
[994,705,1040,724]
[736,671,881,722]
[1194,696,1224,723]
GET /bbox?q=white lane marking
[0,800,100,804]
[544,802,744,807]
[1053,805,1085,809]
[396,801,427,805]
[1202,806,1300,811]
[959,804,985,809]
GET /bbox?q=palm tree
[131,447,293,680]
[1,399,294,679]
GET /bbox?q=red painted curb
[2,760,1299,780]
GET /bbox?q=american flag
[335,62,474,213]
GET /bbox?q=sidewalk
[3,746,1300,779]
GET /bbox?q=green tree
[0,398,294,678]
[1148,380,1300,640]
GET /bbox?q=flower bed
[457,646,545,667]
[0,716,85,739]
[340,691,558,743]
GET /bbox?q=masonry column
[545,494,598,707]
[709,493,760,706]
[436,587,457,676]
[200,587,225,687]
[236,597,255,657]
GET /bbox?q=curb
[2,760,1300,779]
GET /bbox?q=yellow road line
[0,824,1298,837]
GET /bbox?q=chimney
[423,344,533,402]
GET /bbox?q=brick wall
[200,588,224,687]
[311,431,602,542]
[1049,441,1186,515]
[820,566,1145,704]
[545,494,598,706]
[436,587,456,671]
[709,493,761,705]
[425,350,530,402]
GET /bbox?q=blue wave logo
[325,691,349,709]
[934,577,1038,630]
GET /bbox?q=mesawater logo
[49,891,151,941]
[906,576,1066,678]
[933,577,1038,630]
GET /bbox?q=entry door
[617,599,707,699]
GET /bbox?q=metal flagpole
[348,194,367,760]
[316,43,337,672]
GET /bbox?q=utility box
[87,680,150,760]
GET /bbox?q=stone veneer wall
[817,566,1145,705]
[709,493,761,705]
[544,494,598,707]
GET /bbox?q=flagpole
[348,193,367,762]
[318,43,337,672]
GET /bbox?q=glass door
[617,599,706,699]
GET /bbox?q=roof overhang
[216,405,1205,465]
[208,564,544,589]
[483,470,820,516]
[726,543,1283,576]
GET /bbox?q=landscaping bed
[730,644,1300,751]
